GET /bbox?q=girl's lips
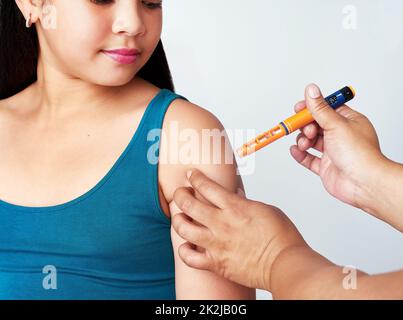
[102,48,140,65]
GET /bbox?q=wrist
[253,207,307,291]
[266,243,317,298]
[354,154,388,211]
[263,238,308,292]
[356,155,403,229]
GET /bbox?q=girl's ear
[15,0,44,25]
[14,0,27,16]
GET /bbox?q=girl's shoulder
[165,93,224,132]
[158,91,239,217]
[135,77,224,131]
[0,94,20,122]
[0,93,17,113]
[0,83,37,117]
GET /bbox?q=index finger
[172,187,217,227]
[294,100,306,113]
[186,169,240,209]
[294,100,320,139]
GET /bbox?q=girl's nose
[112,1,146,37]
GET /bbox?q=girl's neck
[31,57,136,121]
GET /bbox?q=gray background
[162,0,403,299]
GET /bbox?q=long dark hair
[0,1,175,100]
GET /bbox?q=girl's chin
[97,78,135,87]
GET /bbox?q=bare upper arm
[158,98,255,299]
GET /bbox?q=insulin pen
[237,86,355,157]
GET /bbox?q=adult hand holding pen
[291,84,403,231]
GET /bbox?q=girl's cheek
[56,18,107,59]
[50,2,107,53]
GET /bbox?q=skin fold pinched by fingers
[187,169,239,210]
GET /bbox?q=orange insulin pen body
[237,86,355,157]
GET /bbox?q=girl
[0,0,255,299]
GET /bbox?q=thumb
[305,83,344,130]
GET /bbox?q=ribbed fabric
[0,89,188,299]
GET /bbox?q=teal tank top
[0,89,188,299]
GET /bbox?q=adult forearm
[268,244,368,299]
[268,244,403,299]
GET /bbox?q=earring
[25,13,32,28]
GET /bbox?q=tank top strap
[110,88,188,224]
[142,88,188,133]
[132,88,188,158]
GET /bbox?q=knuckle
[336,106,354,120]
[313,99,329,113]
[304,124,316,136]
[218,219,232,235]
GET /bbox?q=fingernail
[169,200,181,214]
[308,84,321,99]
[186,170,193,180]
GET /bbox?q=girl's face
[31,0,163,86]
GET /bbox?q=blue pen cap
[325,86,355,110]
